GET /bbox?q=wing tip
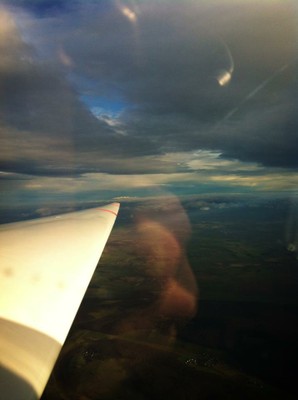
[96,202,120,217]
[110,202,120,215]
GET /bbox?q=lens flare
[216,39,234,87]
[217,70,232,86]
[120,6,137,23]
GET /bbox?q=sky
[0,0,298,213]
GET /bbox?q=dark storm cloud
[1,0,71,16]
[59,2,229,118]
[0,5,159,176]
[0,0,297,178]
[61,1,294,113]
[50,0,297,168]
[215,97,298,168]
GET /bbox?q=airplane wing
[0,202,120,400]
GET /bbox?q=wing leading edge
[0,203,120,399]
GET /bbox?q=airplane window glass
[0,1,298,399]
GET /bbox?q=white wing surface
[0,203,120,399]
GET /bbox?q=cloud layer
[0,0,297,207]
